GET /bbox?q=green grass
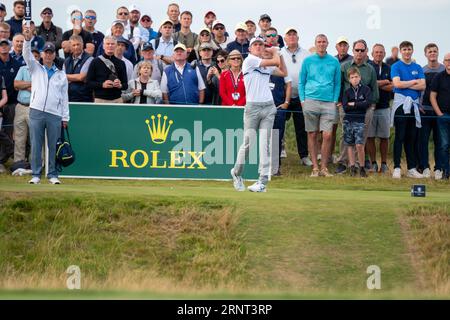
[0,120,449,299]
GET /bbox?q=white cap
[128,4,140,13]
[284,27,298,35]
[159,19,174,29]
[249,37,265,46]
[173,43,187,52]
[235,22,248,32]
[336,36,349,45]
[212,20,225,30]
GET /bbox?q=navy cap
[43,42,56,53]
[259,14,271,22]
[142,42,154,51]
[31,46,40,53]
[0,3,6,11]
[116,36,129,48]
[0,38,10,46]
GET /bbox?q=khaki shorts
[367,108,391,139]
[303,99,337,133]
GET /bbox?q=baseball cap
[43,42,56,53]
[199,27,211,35]
[212,20,225,30]
[142,42,154,51]
[31,46,40,53]
[159,19,174,29]
[141,14,152,21]
[111,20,125,28]
[199,42,213,51]
[40,7,53,14]
[0,3,6,11]
[259,14,272,22]
[235,22,248,32]
[336,36,349,45]
[0,38,9,46]
[128,4,140,13]
[204,11,216,18]
[284,27,298,35]
[116,36,129,48]
[245,19,256,25]
[249,37,265,46]
[173,43,187,52]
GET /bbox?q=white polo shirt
[281,46,310,99]
[242,54,276,103]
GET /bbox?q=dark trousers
[393,107,418,169]
[285,97,308,158]
[0,103,15,164]
[437,113,450,178]
[418,109,441,171]
[273,108,287,166]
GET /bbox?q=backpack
[56,126,75,171]
[154,38,178,51]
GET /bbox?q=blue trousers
[29,109,62,179]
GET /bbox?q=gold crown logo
[145,114,174,144]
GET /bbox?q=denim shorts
[343,120,365,146]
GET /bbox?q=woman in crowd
[122,61,162,104]
[206,50,228,105]
[219,50,246,106]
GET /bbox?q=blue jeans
[418,109,441,171]
[437,113,450,178]
[29,109,62,179]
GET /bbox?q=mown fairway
[0,159,449,299]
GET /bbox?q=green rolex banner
[59,103,259,180]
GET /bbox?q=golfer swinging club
[231,36,287,192]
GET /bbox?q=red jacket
[219,69,246,106]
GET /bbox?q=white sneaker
[28,177,41,184]
[49,177,61,185]
[280,148,287,158]
[230,169,245,191]
[434,170,443,180]
[247,181,267,193]
[392,168,401,179]
[407,168,424,179]
[301,156,313,167]
[422,168,431,178]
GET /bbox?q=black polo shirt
[431,71,450,113]
[0,54,22,104]
[368,60,391,109]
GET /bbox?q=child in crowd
[342,67,372,177]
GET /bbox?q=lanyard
[230,71,242,91]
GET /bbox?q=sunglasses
[200,33,210,36]
[354,48,366,53]
[85,15,96,20]
[42,12,52,15]
[118,12,129,16]
[266,33,277,38]
[229,57,241,61]
[217,59,225,63]
[141,18,151,22]
[72,16,83,20]
[214,27,224,30]
[292,54,297,64]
